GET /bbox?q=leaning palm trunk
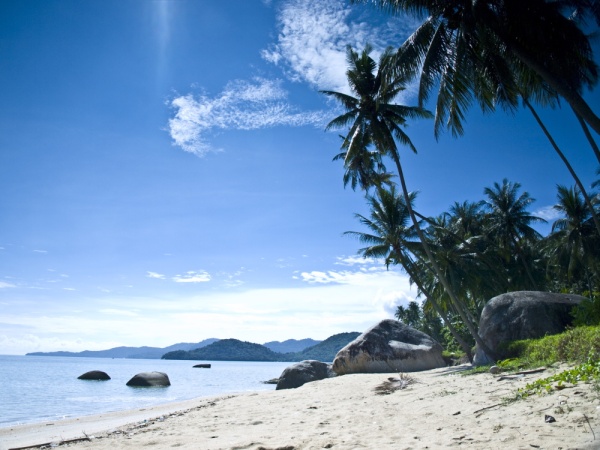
[390,152,496,362]
[524,98,600,236]
[395,246,474,359]
[573,110,600,164]
[498,32,600,136]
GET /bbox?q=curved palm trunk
[395,248,474,359]
[524,99,600,236]
[574,110,600,164]
[499,34,600,135]
[390,152,496,362]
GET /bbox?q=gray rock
[489,365,501,375]
[276,360,335,390]
[473,291,585,365]
[78,370,110,381]
[332,319,446,375]
[126,371,171,387]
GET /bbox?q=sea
[0,355,290,428]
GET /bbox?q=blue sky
[1,0,598,355]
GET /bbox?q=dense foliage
[323,2,600,359]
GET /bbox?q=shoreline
[1,364,598,450]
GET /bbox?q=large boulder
[473,291,585,365]
[126,371,171,387]
[77,370,110,381]
[332,320,446,375]
[276,360,335,390]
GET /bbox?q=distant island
[162,332,360,362]
[26,333,360,362]
[26,338,220,359]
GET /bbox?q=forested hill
[291,332,360,362]
[161,332,360,362]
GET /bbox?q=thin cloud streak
[168,78,328,156]
[167,0,420,156]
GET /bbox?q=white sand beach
[1,364,598,450]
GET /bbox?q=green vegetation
[460,326,600,394]
[324,2,600,362]
[162,339,282,361]
[502,326,600,366]
[291,332,360,362]
[516,357,600,399]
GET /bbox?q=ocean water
[0,355,290,428]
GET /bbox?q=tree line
[321,0,600,361]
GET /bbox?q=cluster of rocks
[275,291,583,390]
[77,371,171,387]
[79,291,584,392]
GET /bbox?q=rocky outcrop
[332,320,446,375]
[473,291,585,365]
[77,370,111,381]
[276,360,335,390]
[126,371,171,387]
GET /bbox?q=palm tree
[353,0,600,137]
[344,185,474,357]
[322,44,495,360]
[332,134,393,191]
[522,97,600,234]
[483,179,546,290]
[544,185,600,293]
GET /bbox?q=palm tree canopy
[483,178,546,249]
[321,44,433,181]
[353,0,600,136]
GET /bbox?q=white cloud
[261,0,357,92]
[535,205,561,222]
[147,271,166,279]
[262,0,420,93]
[0,281,15,288]
[168,77,328,156]
[335,255,376,266]
[167,0,421,156]
[172,270,211,283]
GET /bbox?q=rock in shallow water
[78,370,111,381]
[126,371,171,387]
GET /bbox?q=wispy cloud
[172,270,211,283]
[0,281,15,289]
[167,0,419,156]
[299,265,393,285]
[147,271,166,280]
[262,0,419,92]
[334,255,376,266]
[535,205,561,222]
[168,77,328,156]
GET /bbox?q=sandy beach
[1,364,598,450]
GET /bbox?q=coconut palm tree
[353,0,600,136]
[344,185,475,357]
[483,179,546,290]
[544,185,600,293]
[322,44,497,360]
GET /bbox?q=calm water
[0,355,290,428]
